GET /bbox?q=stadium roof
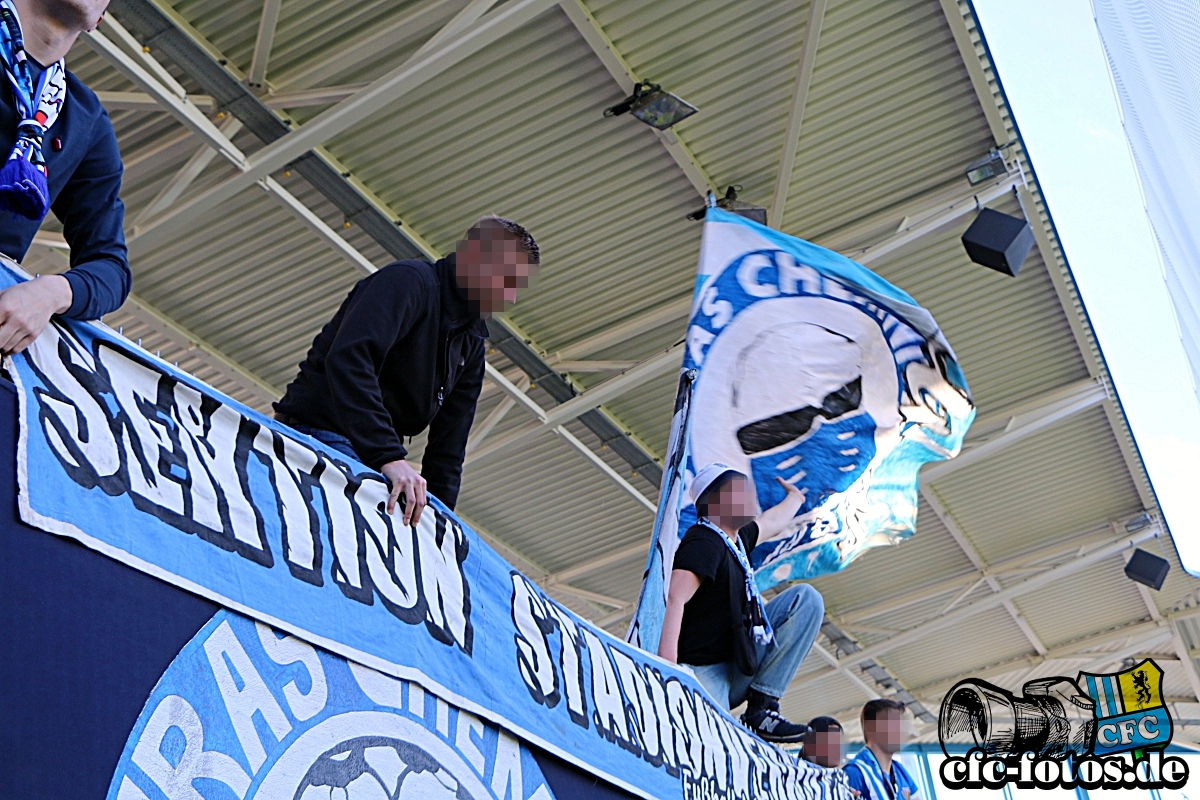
[24,0,1200,745]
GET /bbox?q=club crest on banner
[1079,659,1172,756]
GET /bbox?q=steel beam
[550,295,692,364]
[1078,630,1175,674]
[101,15,189,99]
[558,0,715,197]
[937,0,1009,146]
[831,523,1158,666]
[130,0,558,251]
[20,244,279,407]
[84,27,244,165]
[247,0,283,89]
[551,361,639,373]
[481,363,656,512]
[134,116,244,225]
[820,620,937,722]
[417,0,505,55]
[904,618,1171,705]
[850,173,1022,265]
[942,0,1155,517]
[545,173,1022,374]
[768,0,827,229]
[923,378,1107,481]
[921,485,1048,654]
[108,0,665,490]
[466,343,683,464]
[790,523,1161,692]
[89,27,382,278]
[273,0,465,90]
[551,539,649,584]
[457,512,624,618]
[96,89,215,111]
[1015,184,1158,512]
[467,375,529,453]
[97,85,382,112]
[1170,617,1200,702]
[811,642,878,701]
[835,519,1146,625]
[553,427,655,514]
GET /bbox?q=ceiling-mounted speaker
[1125,548,1170,591]
[961,208,1035,277]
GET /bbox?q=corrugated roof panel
[931,408,1144,564]
[812,500,978,615]
[1012,559,1152,648]
[880,606,1032,688]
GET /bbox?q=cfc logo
[937,659,1188,791]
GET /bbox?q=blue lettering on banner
[2,261,849,800]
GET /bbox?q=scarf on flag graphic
[0,0,67,220]
[628,207,975,653]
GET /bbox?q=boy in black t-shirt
[657,463,824,743]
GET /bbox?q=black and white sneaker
[741,703,809,743]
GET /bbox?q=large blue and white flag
[630,209,974,651]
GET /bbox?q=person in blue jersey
[845,698,920,800]
[657,462,823,743]
[0,0,130,354]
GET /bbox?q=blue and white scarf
[0,0,67,220]
[700,518,774,646]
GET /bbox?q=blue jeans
[687,583,824,709]
[287,424,359,461]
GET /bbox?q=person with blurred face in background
[657,462,824,743]
[804,716,845,768]
[0,0,131,355]
[845,698,919,800]
[275,216,539,526]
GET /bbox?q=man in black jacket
[275,217,539,527]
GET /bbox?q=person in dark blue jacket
[0,0,128,354]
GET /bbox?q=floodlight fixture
[965,150,1009,186]
[687,186,767,225]
[605,82,698,130]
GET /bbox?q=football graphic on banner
[109,612,548,800]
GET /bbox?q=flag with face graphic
[629,208,974,651]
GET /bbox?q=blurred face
[455,227,535,317]
[804,728,843,768]
[705,475,756,529]
[30,0,109,30]
[864,709,911,755]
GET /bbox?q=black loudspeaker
[1125,548,1170,591]
[961,208,1035,277]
